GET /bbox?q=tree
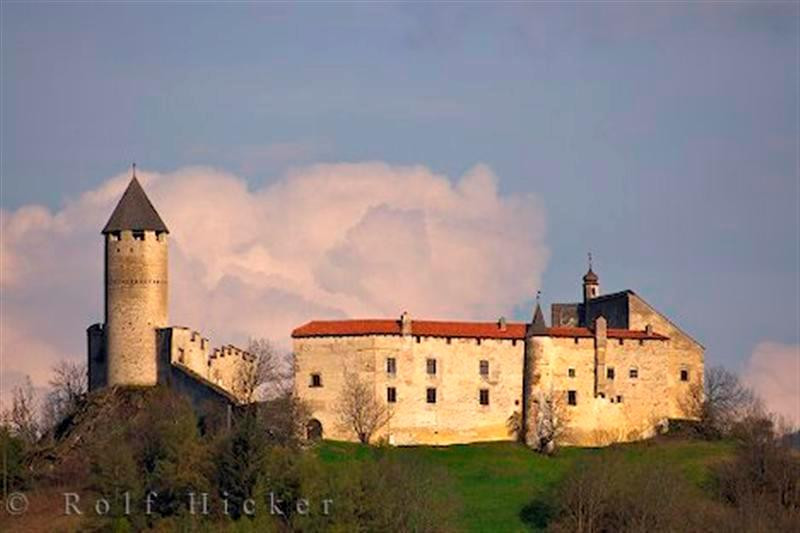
[8,376,39,444]
[684,366,757,438]
[336,371,392,444]
[234,338,287,403]
[42,360,87,431]
[529,389,570,454]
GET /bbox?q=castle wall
[533,335,675,446]
[105,230,168,386]
[159,327,211,379]
[627,294,704,418]
[294,334,524,445]
[87,323,107,391]
[208,345,253,397]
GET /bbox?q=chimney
[498,316,507,331]
[400,311,412,336]
[645,324,653,336]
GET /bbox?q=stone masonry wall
[294,333,524,445]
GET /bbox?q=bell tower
[102,165,169,386]
[583,253,599,302]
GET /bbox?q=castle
[293,267,704,447]
[86,168,704,447]
[87,168,254,406]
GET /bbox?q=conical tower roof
[527,301,548,337]
[102,174,168,234]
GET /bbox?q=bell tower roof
[102,166,169,234]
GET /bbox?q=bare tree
[530,389,570,454]
[8,376,39,444]
[234,338,287,403]
[684,365,757,438]
[336,371,392,444]
[42,360,87,430]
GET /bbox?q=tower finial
[536,289,541,304]
[132,162,136,179]
[588,251,592,270]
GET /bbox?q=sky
[1,2,798,424]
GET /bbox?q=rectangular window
[616,395,624,403]
[387,387,397,403]
[310,373,322,387]
[629,368,638,379]
[512,339,517,347]
[607,367,615,380]
[680,369,689,382]
[446,337,452,345]
[568,368,576,378]
[386,357,396,375]
[426,358,437,375]
[177,347,185,364]
[479,389,489,406]
[479,360,489,376]
[567,390,577,406]
[476,338,482,346]
[574,337,579,344]
[415,336,421,343]
[426,387,437,404]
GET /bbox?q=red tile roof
[291,319,668,341]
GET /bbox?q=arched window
[306,419,323,441]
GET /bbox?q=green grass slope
[317,438,734,532]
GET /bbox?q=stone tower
[102,169,169,386]
[582,262,599,301]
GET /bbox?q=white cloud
[742,341,800,429]
[0,162,549,403]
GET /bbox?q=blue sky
[2,2,798,379]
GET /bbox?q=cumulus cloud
[742,341,800,429]
[1,162,548,406]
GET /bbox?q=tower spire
[132,162,136,179]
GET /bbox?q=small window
[629,368,638,379]
[574,337,579,344]
[512,339,517,347]
[479,389,489,406]
[476,338,482,346]
[680,369,689,382]
[567,390,577,406]
[178,347,185,364]
[479,360,489,376]
[638,339,644,346]
[132,230,145,241]
[619,338,624,345]
[386,357,396,375]
[616,395,624,403]
[109,231,121,241]
[310,373,322,388]
[607,367,615,380]
[415,336,421,343]
[446,337,452,345]
[568,368,576,378]
[426,388,437,404]
[426,358,437,375]
[387,387,397,403]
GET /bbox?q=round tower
[102,169,169,386]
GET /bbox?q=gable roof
[102,177,169,234]
[291,318,668,341]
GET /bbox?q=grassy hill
[316,438,735,532]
